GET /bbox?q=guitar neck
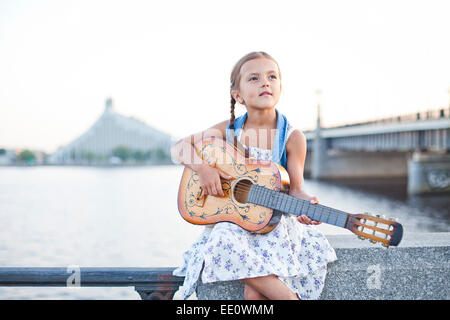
[247,185,350,229]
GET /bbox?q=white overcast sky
[0,0,449,153]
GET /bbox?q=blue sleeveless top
[225,109,291,168]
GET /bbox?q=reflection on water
[0,166,448,299]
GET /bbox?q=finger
[301,218,310,225]
[302,215,312,223]
[219,171,233,180]
[203,186,209,195]
[297,215,310,225]
[210,184,218,196]
[216,180,224,196]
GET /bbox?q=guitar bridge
[195,188,206,207]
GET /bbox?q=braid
[229,95,249,158]
[230,96,236,130]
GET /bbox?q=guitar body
[177,137,290,234]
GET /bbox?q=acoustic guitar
[177,137,403,247]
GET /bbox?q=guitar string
[229,185,390,238]
[230,185,349,226]
[239,186,354,229]
[196,175,389,241]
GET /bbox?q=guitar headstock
[348,213,403,248]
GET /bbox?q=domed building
[47,98,174,165]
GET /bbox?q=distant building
[0,149,16,165]
[32,150,47,165]
[47,98,174,165]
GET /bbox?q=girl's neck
[245,107,277,128]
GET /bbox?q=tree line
[0,146,172,165]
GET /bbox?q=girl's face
[233,57,281,111]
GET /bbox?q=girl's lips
[259,92,272,96]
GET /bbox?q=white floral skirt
[173,215,337,300]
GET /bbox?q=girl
[172,51,337,300]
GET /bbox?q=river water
[0,166,448,299]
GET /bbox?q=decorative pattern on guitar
[183,140,280,227]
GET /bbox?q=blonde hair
[229,51,281,130]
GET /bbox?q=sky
[0,0,449,153]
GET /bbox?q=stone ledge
[196,232,449,300]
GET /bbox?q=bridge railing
[0,267,184,300]
[363,107,450,125]
[305,107,450,133]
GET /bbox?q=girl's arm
[171,120,232,196]
[285,130,321,225]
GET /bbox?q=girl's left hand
[289,190,321,225]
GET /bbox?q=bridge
[302,107,450,195]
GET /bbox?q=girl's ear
[231,89,238,101]
[231,89,244,104]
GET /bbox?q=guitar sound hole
[234,179,253,204]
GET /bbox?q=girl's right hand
[197,163,232,197]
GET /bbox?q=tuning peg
[358,236,366,240]
[369,239,377,244]
[381,243,389,248]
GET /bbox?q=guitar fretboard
[247,184,349,228]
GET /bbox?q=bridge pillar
[311,132,328,179]
[311,93,328,180]
[407,151,450,195]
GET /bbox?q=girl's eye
[249,75,277,81]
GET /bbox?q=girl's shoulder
[286,127,307,151]
[176,120,229,147]
[203,119,229,140]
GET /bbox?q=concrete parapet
[196,232,449,300]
